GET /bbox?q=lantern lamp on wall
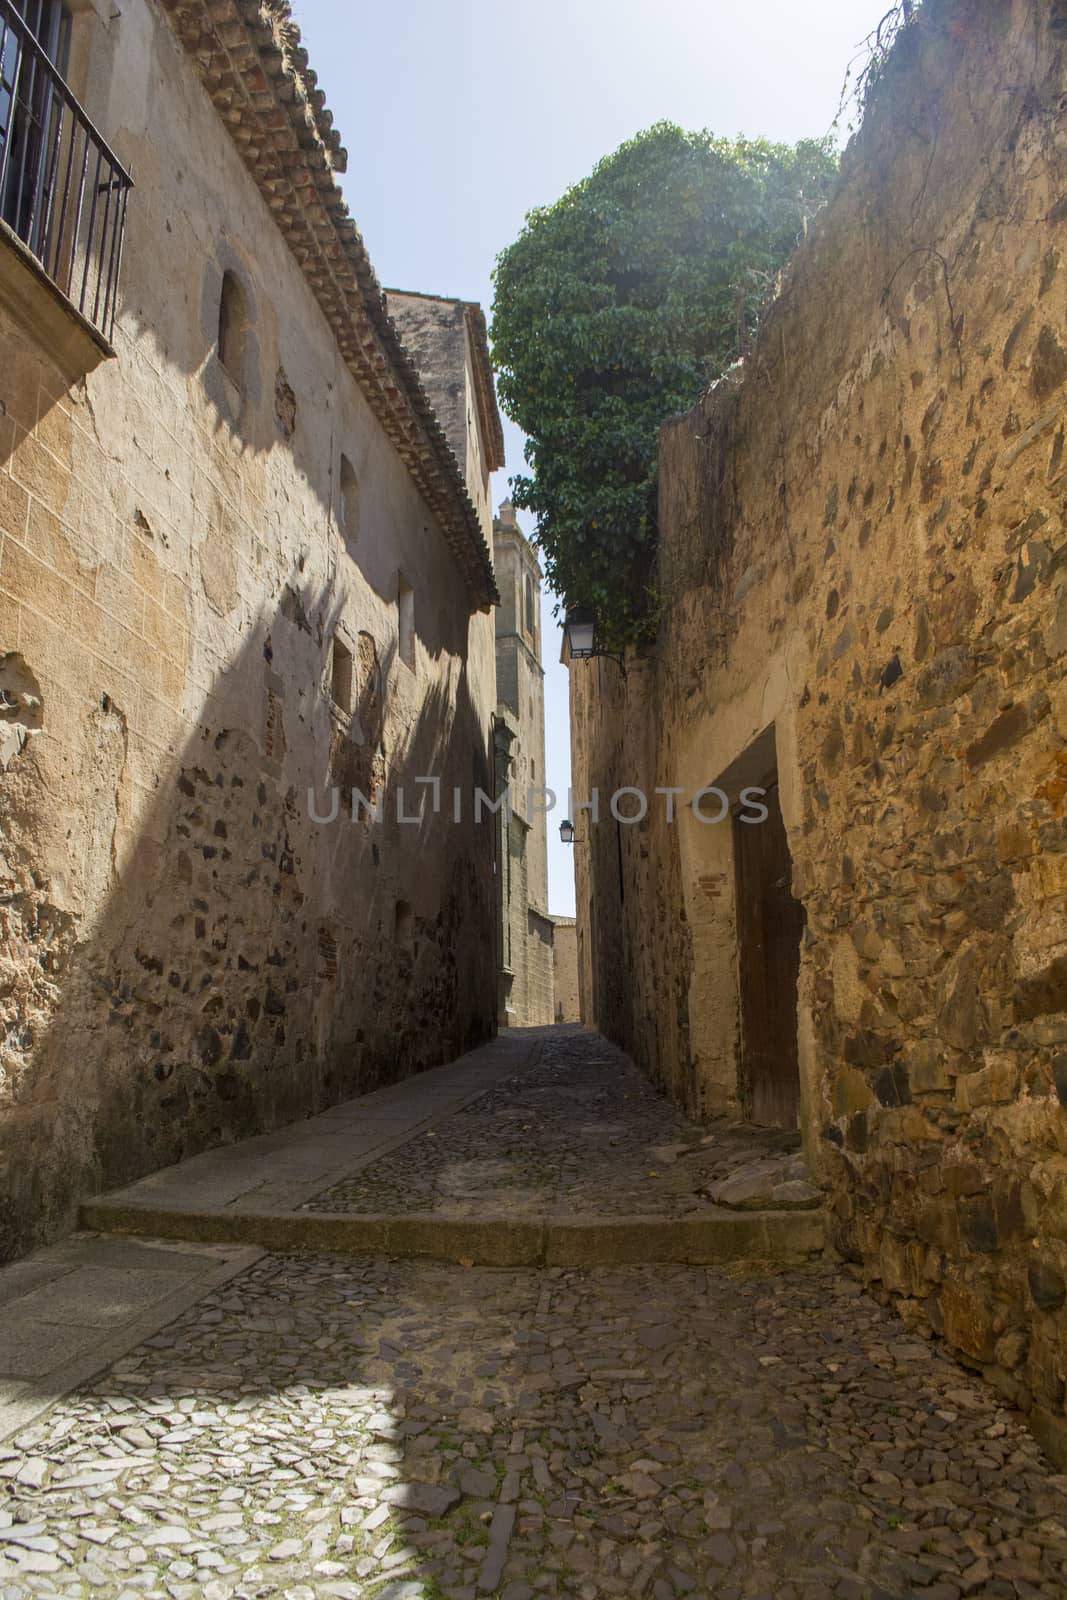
[562,609,625,672]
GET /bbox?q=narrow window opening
[340,455,359,545]
[395,899,414,948]
[330,635,353,713]
[397,574,415,671]
[218,270,247,387]
[525,573,536,636]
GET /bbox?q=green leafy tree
[491,123,838,649]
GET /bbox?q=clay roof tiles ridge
[158,0,499,609]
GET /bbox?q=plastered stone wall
[0,0,497,1259]
[570,0,1067,1458]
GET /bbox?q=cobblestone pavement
[305,1030,803,1219]
[3,1251,1066,1600]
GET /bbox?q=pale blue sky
[293,0,896,915]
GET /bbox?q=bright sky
[292,0,896,915]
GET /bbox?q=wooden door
[733,780,803,1127]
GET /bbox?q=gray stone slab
[0,1316,102,1378]
[4,1265,197,1329]
[0,1260,79,1311]
[478,1504,516,1593]
[43,1237,229,1271]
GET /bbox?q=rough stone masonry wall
[570,0,1067,1458]
[0,0,497,1260]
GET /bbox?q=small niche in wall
[218,270,248,389]
[340,454,359,546]
[395,899,414,948]
[397,573,415,671]
[274,367,296,439]
[331,635,353,713]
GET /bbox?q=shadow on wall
[180,244,482,655]
[0,567,496,1262]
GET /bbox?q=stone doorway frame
[727,734,804,1128]
[673,653,819,1173]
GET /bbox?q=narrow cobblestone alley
[1,1031,1066,1599]
[3,4,1067,1599]
[302,1029,807,1220]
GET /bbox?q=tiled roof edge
[157,0,499,609]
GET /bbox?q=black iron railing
[0,0,132,344]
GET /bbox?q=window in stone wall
[218,270,248,389]
[395,900,414,948]
[339,454,359,546]
[525,573,536,637]
[330,635,353,714]
[397,573,415,671]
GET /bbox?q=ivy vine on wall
[491,123,838,651]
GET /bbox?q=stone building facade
[492,502,553,1026]
[550,916,579,1024]
[379,304,555,1027]
[570,0,1067,1461]
[0,0,501,1259]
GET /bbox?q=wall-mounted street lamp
[563,608,625,673]
[559,819,581,845]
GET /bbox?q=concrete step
[79,1197,825,1266]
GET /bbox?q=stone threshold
[78,1199,825,1266]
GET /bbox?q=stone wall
[385,293,503,568]
[570,0,1067,1460]
[493,506,553,1025]
[0,0,498,1259]
[526,908,556,1028]
[551,918,580,1023]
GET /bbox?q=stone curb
[78,1201,825,1267]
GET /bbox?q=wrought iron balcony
[0,0,132,347]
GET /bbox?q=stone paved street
[305,1030,807,1219]
[2,1247,1067,1600]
